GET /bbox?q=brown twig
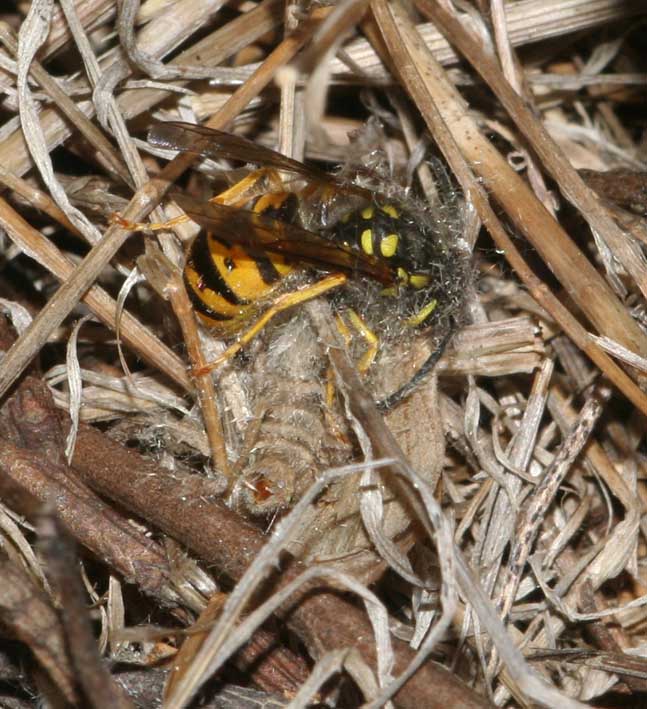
[70,423,492,709]
[38,513,135,709]
[416,0,647,357]
[0,558,77,704]
[369,0,647,417]
[0,333,191,607]
[0,439,179,603]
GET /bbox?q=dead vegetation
[0,0,646,707]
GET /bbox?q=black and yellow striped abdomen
[184,193,296,330]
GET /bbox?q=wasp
[138,121,467,408]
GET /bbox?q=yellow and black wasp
[142,121,468,408]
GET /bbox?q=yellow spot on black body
[380,233,399,258]
[397,267,409,284]
[361,206,374,220]
[360,229,374,255]
[381,204,399,219]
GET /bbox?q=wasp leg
[324,310,376,431]
[193,273,348,377]
[406,298,438,327]
[334,312,353,349]
[110,211,191,232]
[111,168,287,231]
[341,308,379,373]
[208,167,286,208]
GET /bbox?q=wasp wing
[173,193,394,285]
[149,121,372,199]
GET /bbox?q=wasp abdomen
[183,193,296,329]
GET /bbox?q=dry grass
[0,0,646,707]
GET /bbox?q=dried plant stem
[0,165,81,236]
[0,196,191,391]
[336,0,644,77]
[39,514,135,709]
[369,0,647,417]
[419,0,647,342]
[0,24,131,186]
[0,14,322,401]
[500,391,606,621]
[166,265,229,477]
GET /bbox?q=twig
[70,423,491,709]
[38,513,135,709]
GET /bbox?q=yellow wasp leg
[324,310,376,421]
[406,298,438,327]
[345,309,379,373]
[193,273,348,377]
[208,167,285,208]
[334,310,378,374]
[334,312,353,348]
[111,168,286,231]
